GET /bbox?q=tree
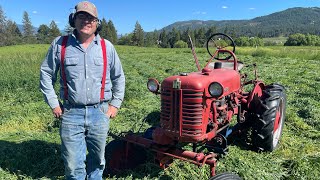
[22,11,36,43]
[49,20,61,39]
[64,23,74,35]
[118,33,133,45]
[205,26,217,39]
[6,20,22,45]
[284,33,307,46]
[181,28,195,48]
[99,19,117,44]
[248,37,264,47]
[144,31,156,47]
[235,36,250,46]
[168,27,180,48]
[107,20,117,44]
[37,24,51,44]
[99,18,108,39]
[132,21,144,46]
[158,29,169,48]
[174,40,188,48]
[0,6,7,46]
[195,27,205,47]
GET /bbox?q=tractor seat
[208,61,244,71]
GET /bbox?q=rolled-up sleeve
[109,43,125,108]
[40,38,60,109]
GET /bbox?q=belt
[63,100,109,109]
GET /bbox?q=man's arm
[107,43,125,118]
[40,39,61,117]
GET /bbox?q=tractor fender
[247,81,265,109]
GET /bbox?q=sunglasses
[76,13,98,22]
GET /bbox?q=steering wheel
[206,33,235,60]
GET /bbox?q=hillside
[161,7,320,37]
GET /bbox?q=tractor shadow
[144,111,161,127]
[104,111,174,179]
[0,140,64,179]
[104,162,173,179]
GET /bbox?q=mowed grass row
[0,44,319,179]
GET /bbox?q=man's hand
[52,106,63,118]
[106,105,118,118]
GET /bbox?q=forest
[1,6,320,48]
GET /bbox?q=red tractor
[104,33,286,179]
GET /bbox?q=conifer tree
[158,29,169,48]
[37,24,50,43]
[168,27,180,48]
[107,20,117,44]
[181,28,195,48]
[22,11,36,43]
[99,18,108,39]
[64,23,74,35]
[49,20,61,39]
[6,20,22,45]
[205,26,217,39]
[0,6,7,46]
[195,27,206,47]
[132,21,144,46]
[144,31,158,47]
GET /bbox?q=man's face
[74,12,98,36]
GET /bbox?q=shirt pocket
[92,57,104,79]
[64,57,80,79]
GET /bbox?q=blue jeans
[60,102,109,180]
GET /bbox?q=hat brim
[75,9,97,18]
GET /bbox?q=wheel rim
[273,99,284,147]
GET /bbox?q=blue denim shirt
[40,33,125,109]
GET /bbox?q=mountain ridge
[160,7,320,37]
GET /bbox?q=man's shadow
[0,140,64,179]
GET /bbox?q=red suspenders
[60,36,108,102]
[100,39,107,100]
[61,36,69,100]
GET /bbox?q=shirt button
[86,76,89,78]
[88,88,90,90]
[86,64,88,67]
[88,99,90,101]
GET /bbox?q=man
[40,1,125,179]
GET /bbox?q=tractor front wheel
[252,84,286,152]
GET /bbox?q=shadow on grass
[0,140,64,179]
[104,162,173,180]
[144,111,161,127]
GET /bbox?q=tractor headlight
[147,78,160,93]
[208,82,223,97]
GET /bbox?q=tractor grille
[161,88,204,136]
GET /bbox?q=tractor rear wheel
[103,139,147,176]
[252,84,286,152]
[209,172,241,180]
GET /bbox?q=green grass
[0,44,319,179]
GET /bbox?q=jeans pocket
[98,103,110,119]
[62,106,73,116]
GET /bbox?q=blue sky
[0,0,319,35]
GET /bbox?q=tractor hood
[161,68,241,96]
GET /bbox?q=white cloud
[193,11,207,15]
[249,8,255,10]
[32,11,37,14]
[222,6,228,9]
